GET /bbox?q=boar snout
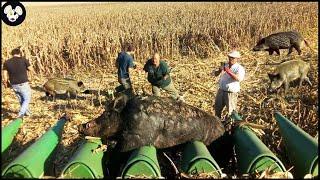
[78,123,94,134]
[78,123,86,134]
[253,46,264,51]
[78,120,102,137]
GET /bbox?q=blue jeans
[11,82,32,117]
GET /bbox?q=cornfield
[1,2,318,179]
[1,2,318,74]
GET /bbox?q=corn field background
[1,2,318,74]
[1,2,318,179]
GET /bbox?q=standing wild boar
[268,60,312,94]
[79,95,225,152]
[253,31,311,55]
[43,78,87,100]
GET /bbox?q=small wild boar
[79,95,225,152]
[253,31,311,55]
[43,78,87,100]
[268,60,312,94]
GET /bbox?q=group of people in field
[115,44,183,102]
[2,45,245,121]
[114,44,245,120]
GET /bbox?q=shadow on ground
[1,107,17,120]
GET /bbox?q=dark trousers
[115,78,134,97]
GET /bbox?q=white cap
[228,50,241,58]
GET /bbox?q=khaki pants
[152,81,179,99]
[214,88,238,119]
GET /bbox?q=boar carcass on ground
[79,95,225,152]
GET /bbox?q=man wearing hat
[212,50,245,119]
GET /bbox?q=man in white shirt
[212,50,245,119]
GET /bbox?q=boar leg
[283,81,289,94]
[73,93,78,108]
[301,76,312,87]
[66,92,71,106]
[293,44,302,55]
[288,46,294,55]
[45,92,50,102]
[299,77,303,87]
[275,49,280,55]
[52,92,56,102]
[305,77,312,86]
[268,49,274,55]
[46,91,55,102]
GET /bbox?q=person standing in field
[2,47,34,118]
[115,44,139,97]
[212,50,245,119]
[143,53,184,101]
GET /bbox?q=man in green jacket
[143,53,183,101]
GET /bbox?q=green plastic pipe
[274,111,318,177]
[234,125,286,174]
[1,118,23,154]
[181,141,222,177]
[121,145,161,178]
[2,116,67,178]
[61,139,105,179]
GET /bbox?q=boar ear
[257,32,264,43]
[77,81,84,87]
[259,38,265,44]
[113,94,129,113]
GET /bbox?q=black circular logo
[1,1,26,26]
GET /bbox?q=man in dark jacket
[115,44,137,97]
[143,53,184,101]
[3,47,34,118]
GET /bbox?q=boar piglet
[79,95,225,152]
[43,77,88,100]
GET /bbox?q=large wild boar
[79,95,225,152]
[268,60,312,94]
[253,31,311,55]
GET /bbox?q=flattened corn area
[1,49,318,178]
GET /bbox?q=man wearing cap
[212,50,245,119]
[2,47,34,118]
[115,44,139,97]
